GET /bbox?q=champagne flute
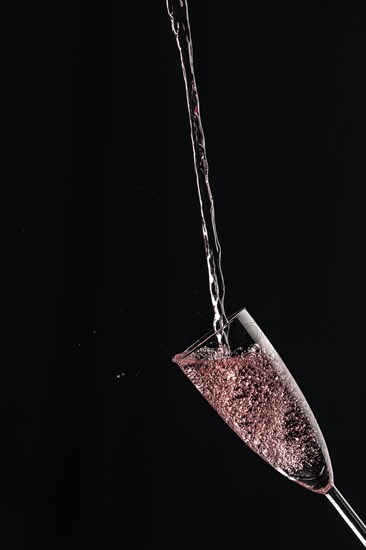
[173,308,366,546]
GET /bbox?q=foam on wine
[174,347,333,493]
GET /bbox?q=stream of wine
[167,1,228,346]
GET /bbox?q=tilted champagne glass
[173,309,366,547]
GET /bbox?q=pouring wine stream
[166,0,228,349]
[167,1,366,546]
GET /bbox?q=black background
[5,1,366,549]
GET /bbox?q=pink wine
[174,346,333,493]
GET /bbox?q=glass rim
[182,307,247,357]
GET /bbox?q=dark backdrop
[5,1,366,549]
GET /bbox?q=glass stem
[326,485,366,547]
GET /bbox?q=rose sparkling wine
[174,339,332,493]
[167,1,366,546]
